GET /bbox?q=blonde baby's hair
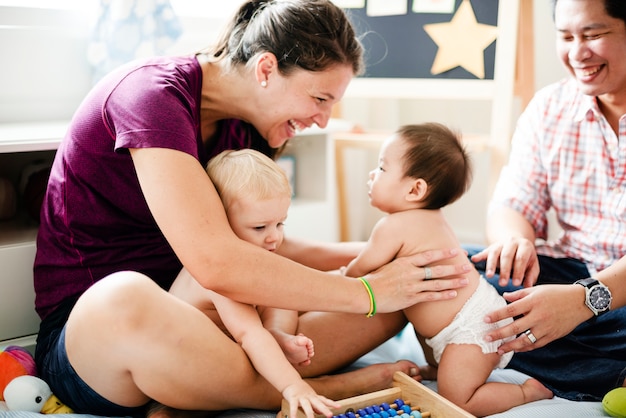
[206,149,292,210]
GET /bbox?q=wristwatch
[575,278,612,316]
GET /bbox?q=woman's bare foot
[145,401,221,418]
[521,379,554,403]
[418,364,438,381]
[306,360,420,400]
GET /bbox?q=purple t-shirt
[34,56,272,320]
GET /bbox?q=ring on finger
[524,329,537,344]
[424,266,433,280]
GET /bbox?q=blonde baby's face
[367,135,416,214]
[227,195,290,251]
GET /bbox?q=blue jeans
[464,244,626,401]
[35,296,147,417]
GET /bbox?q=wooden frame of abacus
[280,371,475,418]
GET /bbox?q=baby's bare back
[391,209,480,338]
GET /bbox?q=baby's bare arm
[344,216,404,277]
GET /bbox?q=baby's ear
[406,178,427,202]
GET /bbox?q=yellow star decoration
[423,0,498,79]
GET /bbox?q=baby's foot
[521,378,554,403]
[282,333,314,366]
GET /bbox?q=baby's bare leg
[437,344,553,416]
[414,333,438,381]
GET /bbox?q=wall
[0,2,96,123]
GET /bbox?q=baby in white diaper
[343,124,553,417]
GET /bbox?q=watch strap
[575,277,599,288]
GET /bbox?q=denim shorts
[465,244,626,401]
[36,298,147,417]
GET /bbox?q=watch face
[590,286,612,311]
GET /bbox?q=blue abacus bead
[388,409,398,416]
[401,405,411,414]
[379,411,390,418]
[372,405,381,413]
[400,414,411,418]
[410,411,422,418]
[357,409,367,417]
[371,413,382,418]
[380,402,391,411]
[346,412,357,418]
[366,406,375,414]
[394,399,405,408]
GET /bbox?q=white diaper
[425,278,514,369]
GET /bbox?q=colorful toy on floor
[0,345,73,414]
[0,345,37,401]
[4,375,73,414]
[603,387,626,418]
[331,398,430,418]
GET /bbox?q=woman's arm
[131,147,469,314]
[277,236,365,271]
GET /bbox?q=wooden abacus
[280,371,475,418]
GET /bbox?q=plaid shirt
[490,78,626,274]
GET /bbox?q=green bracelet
[358,277,377,317]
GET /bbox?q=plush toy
[0,345,73,414]
[603,387,626,418]
[0,345,37,401]
[4,375,73,414]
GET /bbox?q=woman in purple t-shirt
[33,1,469,416]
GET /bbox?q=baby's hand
[282,381,340,418]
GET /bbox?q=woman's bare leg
[294,310,421,398]
[66,272,280,411]
[65,272,418,413]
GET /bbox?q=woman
[33,1,469,416]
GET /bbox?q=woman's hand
[470,238,539,288]
[365,248,471,313]
[483,284,591,353]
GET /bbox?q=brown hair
[398,123,472,210]
[210,0,364,76]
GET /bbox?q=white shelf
[0,120,67,153]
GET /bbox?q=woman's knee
[72,271,164,334]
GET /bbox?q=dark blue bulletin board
[344,0,499,80]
